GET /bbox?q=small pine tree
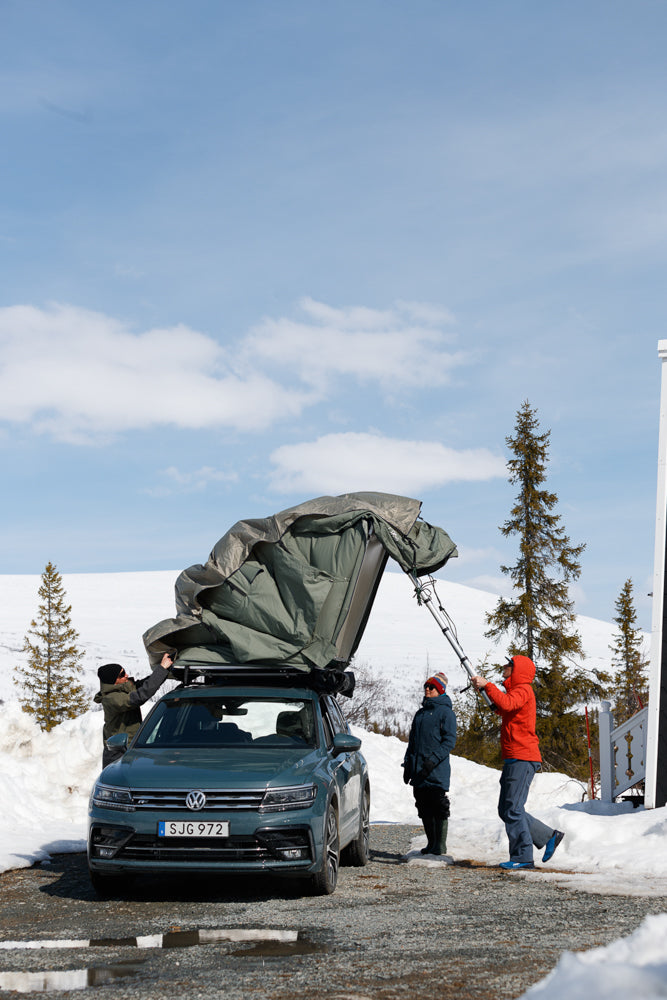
[14,562,88,731]
[610,578,649,725]
[484,401,609,779]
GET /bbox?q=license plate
[158,820,230,838]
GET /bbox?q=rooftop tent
[143,492,457,673]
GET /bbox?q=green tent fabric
[143,492,457,671]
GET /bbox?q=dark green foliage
[14,562,88,731]
[610,578,649,725]
[483,401,609,779]
[453,686,502,769]
[530,663,608,778]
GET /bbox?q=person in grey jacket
[94,654,173,766]
[402,672,457,857]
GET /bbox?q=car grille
[118,834,272,863]
[130,788,265,810]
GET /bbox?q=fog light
[256,828,312,861]
[91,825,133,859]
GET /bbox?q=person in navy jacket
[403,672,457,856]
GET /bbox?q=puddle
[0,928,299,951]
[0,962,144,994]
[0,928,324,990]
[230,936,325,957]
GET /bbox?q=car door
[321,696,361,841]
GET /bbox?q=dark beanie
[97,663,124,685]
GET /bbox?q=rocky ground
[0,825,664,999]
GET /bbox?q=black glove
[402,767,411,785]
[416,758,437,782]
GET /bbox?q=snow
[521,914,667,1000]
[0,568,664,997]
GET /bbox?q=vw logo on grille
[185,789,207,811]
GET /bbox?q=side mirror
[105,732,129,753]
[331,733,362,756]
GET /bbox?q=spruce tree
[610,578,649,725]
[14,562,88,731]
[453,685,502,769]
[484,401,608,778]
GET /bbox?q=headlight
[91,783,135,812]
[259,784,317,813]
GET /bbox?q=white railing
[599,701,648,802]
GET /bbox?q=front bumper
[88,809,322,876]
[88,823,316,873]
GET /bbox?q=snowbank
[0,704,666,1000]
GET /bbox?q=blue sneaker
[499,861,535,870]
[542,830,564,863]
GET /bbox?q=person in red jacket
[471,655,564,870]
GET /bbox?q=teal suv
[88,674,370,895]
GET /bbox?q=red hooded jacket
[483,655,541,762]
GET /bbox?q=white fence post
[599,700,614,802]
[646,340,667,808]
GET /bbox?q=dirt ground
[0,825,665,1000]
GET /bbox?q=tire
[311,803,340,895]
[342,785,370,867]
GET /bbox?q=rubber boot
[432,818,448,856]
[420,813,436,854]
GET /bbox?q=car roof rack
[171,663,356,697]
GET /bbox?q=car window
[321,695,351,745]
[320,700,335,748]
[327,695,350,734]
[135,696,317,748]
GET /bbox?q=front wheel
[342,786,370,866]
[311,804,339,895]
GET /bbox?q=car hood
[101,747,324,790]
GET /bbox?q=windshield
[135,696,317,749]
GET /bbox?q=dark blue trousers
[498,758,542,863]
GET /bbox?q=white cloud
[394,300,457,327]
[268,432,507,495]
[0,303,312,443]
[0,297,469,444]
[144,465,239,497]
[462,574,514,598]
[242,297,467,389]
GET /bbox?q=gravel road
[0,824,665,1000]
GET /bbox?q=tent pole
[408,573,492,707]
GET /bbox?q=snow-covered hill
[0,569,625,716]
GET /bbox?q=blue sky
[1,0,666,630]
